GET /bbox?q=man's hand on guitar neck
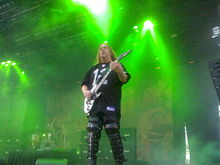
[110,61,127,83]
[110,61,123,73]
[82,85,92,98]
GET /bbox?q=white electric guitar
[83,49,133,114]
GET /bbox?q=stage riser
[36,159,68,165]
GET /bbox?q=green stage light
[133,26,138,29]
[73,0,108,15]
[72,0,111,38]
[144,20,154,31]
[0,60,29,87]
[141,19,156,39]
[104,41,108,44]
[1,61,17,66]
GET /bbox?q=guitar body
[84,92,101,114]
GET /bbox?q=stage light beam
[71,0,111,38]
[73,0,108,15]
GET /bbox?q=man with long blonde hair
[81,43,130,165]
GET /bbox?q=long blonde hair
[96,44,117,63]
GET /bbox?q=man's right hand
[82,85,93,98]
[83,90,92,98]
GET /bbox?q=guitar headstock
[117,49,133,61]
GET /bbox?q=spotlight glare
[12,62,16,65]
[1,62,6,65]
[6,61,12,64]
[133,26,138,29]
[22,71,25,74]
[5,64,9,67]
[141,20,155,38]
[144,20,154,30]
[74,0,108,15]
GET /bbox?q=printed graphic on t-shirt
[103,80,108,85]
[92,68,99,87]
[92,66,108,88]
[100,68,106,73]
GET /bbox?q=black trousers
[86,112,125,164]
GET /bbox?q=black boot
[115,161,123,165]
[87,132,99,162]
[115,159,127,165]
[108,133,125,164]
[87,159,96,165]
[87,125,101,165]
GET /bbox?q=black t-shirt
[81,63,130,117]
